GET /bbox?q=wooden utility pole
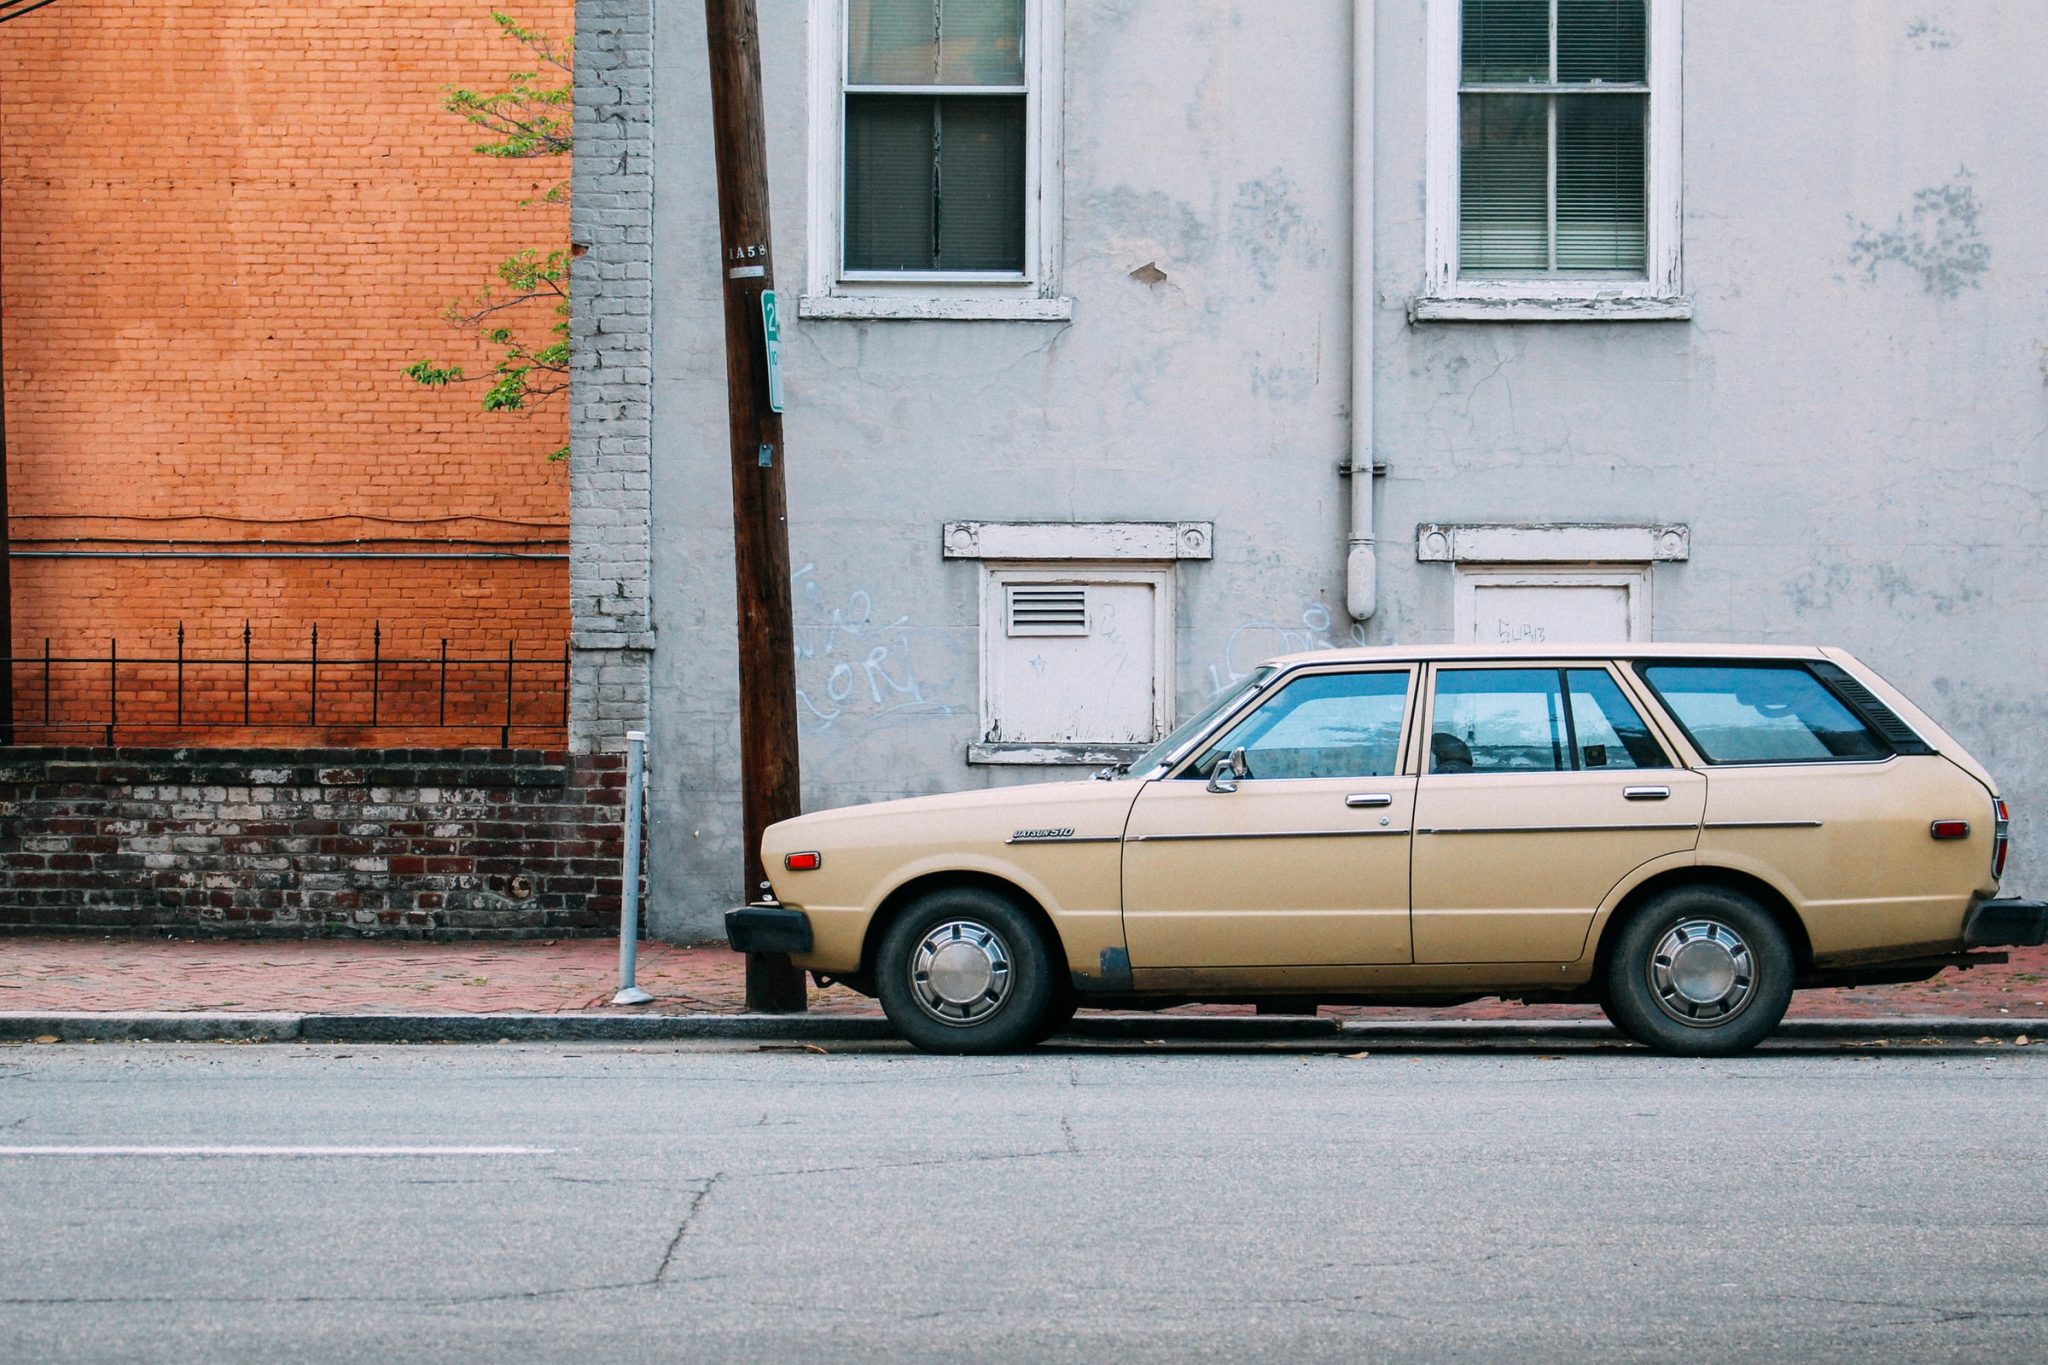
[704,0,805,1013]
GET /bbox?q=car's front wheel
[1603,885,1794,1056]
[876,888,1059,1054]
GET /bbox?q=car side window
[1638,664,1890,763]
[1429,668,1571,773]
[1565,669,1670,770]
[1187,671,1410,780]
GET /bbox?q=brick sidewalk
[2,935,2043,1021]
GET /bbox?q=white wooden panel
[1454,568,1648,644]
[990,581,1158,743]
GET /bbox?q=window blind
[1458,0,1648,276]
[844,0,1028,274]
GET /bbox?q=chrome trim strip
[1130,828,1411,843]
[1417,823,1699,836]
[1004,834,1122,845]
[1702,820,1825,830]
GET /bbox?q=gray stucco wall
[602,1,2044,938]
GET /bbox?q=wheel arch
[1591,865,1815,984]
[858,869,1064,985]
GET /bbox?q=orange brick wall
[0,1,574,746]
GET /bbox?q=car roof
[1263,642,1837,667]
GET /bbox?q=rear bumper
[1963,898,2048,948]
[724,905,814,955]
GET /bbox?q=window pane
[849,0,938,84]
[938,0,1025,84]
[1193,672,1410,781]
[849,0,1024,86]
[1461,0,1548,83]
[1557,0,1646,83]
[1640,666,1891,764]
[1459,94,1548,273]
[1565,670,1669,770]
[1555,94,1645,270]
[1430,669,1570,773]
[934,95,1025,271]
[845,95,934,270]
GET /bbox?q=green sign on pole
[761,290,785,413]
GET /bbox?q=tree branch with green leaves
[406,12,572,461]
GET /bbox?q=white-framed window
[803,0,1069,322]
[1414,0,1687,322]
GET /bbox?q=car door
[1410,663,1705,963]
[1121,665,1417,968]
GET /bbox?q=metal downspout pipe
[1346,0,1378,622]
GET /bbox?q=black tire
[875,888,1059,1055]
[1603,884,1794,1056]
[1028,988,1080,1045]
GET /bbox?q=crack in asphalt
[3,1173,734,1310]
[655,1173,723,1286]
[742,1147,1073,1180]
[1778,1292,2048,1327]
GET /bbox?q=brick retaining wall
[0,749,630,938]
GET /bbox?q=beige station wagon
[727,644,2046,1055]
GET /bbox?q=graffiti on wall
[791,564,962,733]
[1204,601,1368,696]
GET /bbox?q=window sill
[967,741,1149,767]
[1407,295,1694,323]
[799,293,1075,322]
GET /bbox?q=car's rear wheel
[876,888,1058,1054]
[1603,884,1794,1056]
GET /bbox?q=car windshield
[1117,667,1277,777]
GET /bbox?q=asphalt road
[3,1040,2045,1363]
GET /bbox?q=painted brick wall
[0,749,630,938]
[0,1,576,746]
[567,0,656,753]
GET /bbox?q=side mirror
[1207,748,1249,794]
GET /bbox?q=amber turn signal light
[784,851,822,871]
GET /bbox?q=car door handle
[1624,786,1671,801]
[1346,793,1394,808]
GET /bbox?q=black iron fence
[5,623,570,747]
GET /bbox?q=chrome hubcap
[909,919,1013,1027]
[1649,918,1755,1026]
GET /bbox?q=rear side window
[1638,664,1890,763]
[1429,668,1670,773]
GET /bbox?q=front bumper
[1963,898,2048,949]
[725,904,814,955]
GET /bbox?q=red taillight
[1993,799,2011,880]
[1931,820,1970,840]
[784,851,822,872]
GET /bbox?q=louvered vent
[1006,585,1088,637]
[1808,662,1934,755]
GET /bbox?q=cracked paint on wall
[1905,18,1955,51]
[1849,170,1990,297]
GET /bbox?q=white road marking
[0,1145,554,1157]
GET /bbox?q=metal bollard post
[612,731,654,1006]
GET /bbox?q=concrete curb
[1,1011,2041,1045]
